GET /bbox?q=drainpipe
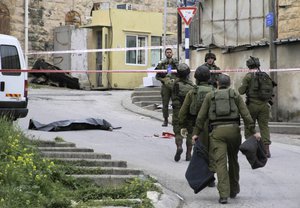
[24,0,29,69]
[269,0,278,121]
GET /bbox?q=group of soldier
[155,48,276,204]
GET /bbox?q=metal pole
[163,0,167,52]
[25,0,29,68]
[177,13,182,61]
[269,0,278,121]
[185,24,189,66]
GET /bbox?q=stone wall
[5,0,178,56]
[278,0,300,39]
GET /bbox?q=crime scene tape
[1,68,300,73]
[27,45,178,55]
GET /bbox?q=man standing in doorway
[155,48,179,126]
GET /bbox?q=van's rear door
[0,44,27,102]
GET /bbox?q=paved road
[17,87,300,208]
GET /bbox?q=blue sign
[266,12,274,27]
[186,0,196,6]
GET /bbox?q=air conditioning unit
[116,4,132,10]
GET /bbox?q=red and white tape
[1,68,300,73]
[27,45,178,55]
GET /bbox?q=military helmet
[205,52,216,62]
[177,63,190,77]
[217,73,231,88]
[246,56,260,69]
[194,65,210,82]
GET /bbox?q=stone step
[131,95,162,103]
[38,147,94,152]
[71,174,139,188]
[51,158,127,168]
[82,199,142,208]
[131,90,161,98]
[133,87,161,92]
[133,101,162,107]
[72,166,143,175]
[34,140,76,147]
[41,151,111,159]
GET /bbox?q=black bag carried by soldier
[185,139,215,193]
[239,136,268,169]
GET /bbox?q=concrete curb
[122,93,300,135]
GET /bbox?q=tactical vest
[173,80,194,107]
[189,85,214,116]
[247,72,275,101]
[208,88,240,125]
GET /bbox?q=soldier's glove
[180,128,188,138]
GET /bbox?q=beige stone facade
[278,0,300,39]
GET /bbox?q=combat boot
[174,142,183,162]
[162,118,168,127]
[264,144,271,158]
[186,145,193,161]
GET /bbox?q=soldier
[192,74,259,204]
[178,65,214,164]
[202,51,221,87]
[238,57,276,158]
[172,63,194,162]
[155,48,179,127]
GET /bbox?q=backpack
[178,80,194,101]
[173,80,194,106]
[250,71,276,101]
[209,89,240,122]
[189,85,213,116]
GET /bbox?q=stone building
[188,0,300,122]
[0,0,179,63]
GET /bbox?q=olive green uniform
[202,63,221,87]
[179,82,215,169]
[238,73,271,145]
[155,58,178,119]
[193,88,255,198]
[172,78,194,152]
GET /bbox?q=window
[126,35,147,65]
[151,36,162,67]
[0,45,21,75]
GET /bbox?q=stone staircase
[130,87,300,135]
[37,140,144,188]
[35,139,181,208]
[131,86,162,111]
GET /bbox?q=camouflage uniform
[202,62,221,87]
[238,56,275,158]
[202,52,221,87]
[238,73,271,155]
[193,74,255,203]
[171,63,194,162]
[179,82,215,166]
[155,57,178,125]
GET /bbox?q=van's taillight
[24,80,28,98]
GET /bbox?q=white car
[0,34,28,120]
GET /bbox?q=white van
[0,34,28,120]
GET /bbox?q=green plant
[0,117,160,208]
[54,136,65,142]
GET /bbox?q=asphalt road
[17,87,300,208]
